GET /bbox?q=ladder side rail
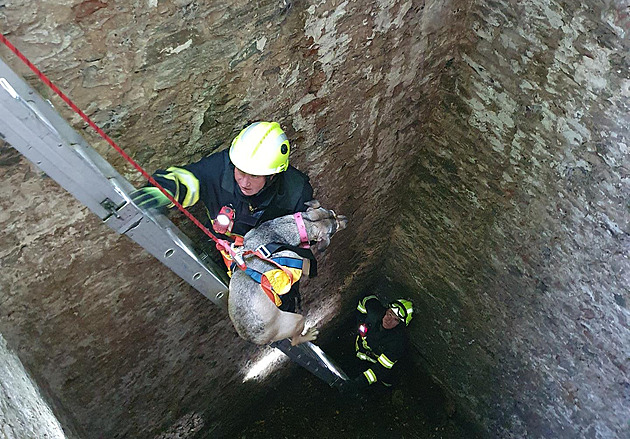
[123,212,229,308]
[0,57,229,309]
[272,340,349,387]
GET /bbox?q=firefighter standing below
[342,295,413,391]
[131,121,313,311]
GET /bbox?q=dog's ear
[305,199,320,210]
[312,235,331,255]
[303,207,329,222]
[336,214,349,231]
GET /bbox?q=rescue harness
[231,242,317,307]
[224,212,318,307]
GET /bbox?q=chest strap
[255,242,317,277]
[241,256,305,307]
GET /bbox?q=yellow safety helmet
[229,121,290,176]
[389,299,414,326]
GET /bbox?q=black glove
[337,376,364,394]
[130,186,173,209]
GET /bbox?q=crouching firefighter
[340,295,413,392]
[130,121,313,312]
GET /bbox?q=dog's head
[303,200,348,254]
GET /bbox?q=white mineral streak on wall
[256,36,267,52]
[374,0,412,32]
[303,1,351,93]
[160,39,193,56]
[293,1,352,176]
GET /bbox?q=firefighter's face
[234,167,267,196]
[382,308,401,329]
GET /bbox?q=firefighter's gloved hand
[131,186,173,209]
[337,377,362,395]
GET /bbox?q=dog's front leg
[271,311,319,346]
[291,326,319,346]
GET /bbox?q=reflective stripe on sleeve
[355,336,377,363]
[159,172,179,208]
[166,167,200,207]
[356,295,377,314]
[361,337,370,350]
[356,352,377,363]
[363,368,377,384]
[377,353,396,369]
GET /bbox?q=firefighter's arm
[356,295,377,326]
[360,347,402,386]
[338,374,369,394]
[131,167,200,209]
[356,295,378,314]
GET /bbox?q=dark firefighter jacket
[151,149,313,237]
[355,295,407,386]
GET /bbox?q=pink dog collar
[294,212,309,246]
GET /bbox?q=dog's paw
[304,327,319,342]
[291,327,319,346]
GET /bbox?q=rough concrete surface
[1,0,437,437]
[386,0,630,438]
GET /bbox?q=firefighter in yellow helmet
[131,121,313,311]
[340,295,413,392]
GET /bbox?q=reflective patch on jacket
[355,336,378,363]
[363,368,377,384]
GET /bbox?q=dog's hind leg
[270,311,319,346]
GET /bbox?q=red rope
[0,33,228,250]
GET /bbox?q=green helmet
[229,121,290,176]
[389,299,413,326]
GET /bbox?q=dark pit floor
[221,318,486,439]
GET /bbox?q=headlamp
[358,323,368,337]
[213,205,235,234]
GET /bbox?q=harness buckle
[302,258,311,276]
[231,243,246,269]
[256,244,272,258]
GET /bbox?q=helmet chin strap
[258,173,278,194]
[265,173,277,186]
[240,173,277,199]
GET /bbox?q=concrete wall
[0,0,443,437]
[386,0,630,437]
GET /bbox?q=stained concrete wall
[386,0,630,437]
[0,0,445,437]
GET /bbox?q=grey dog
[228,200,348,346]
